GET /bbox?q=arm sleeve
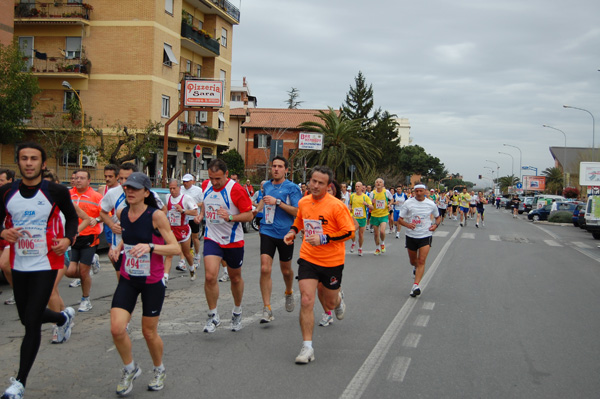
[289,185,302,207]
[327,201,355,242]
[231,185,252,213]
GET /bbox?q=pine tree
[341,71,379,131]
[285,87,304,109]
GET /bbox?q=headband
[414,184,426,189]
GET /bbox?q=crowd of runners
[0,143,497,398]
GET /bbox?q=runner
[164,178,198,282]
[283,166,355,364]
[387,187,396,230]
[253,156,302,324]
[451,190,459,220]
[348,182,373,256]
[365,184,373,232]
[468,190,477,219]
[65,169,102,312]
[198,159,253,333]
[475,191,488,227]
[393,184,407,238]
[398,183,441,298]
[340,182,350,208]
[97,164,119,274]
[458,188,471,227]
[0,142,78,399]
[370,178,393,255]
[437,190,448,225]
[108,172,180,396]
[180,174,203,270]
[0,169,15,305]
[510,195,521,218]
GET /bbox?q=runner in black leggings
[0,143,78,399]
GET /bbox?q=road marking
[534,223,600,263]
[489,235,501,241]
[544,240,562,247]
[387,356,411,382]
[461,233,475,239]
[422,302,435,310]
[402,333,421,348]
[434,231,449,237]
[339,226,462,399]
[572,241,591,249]
[414,315,430,327]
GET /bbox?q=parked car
[499,197,511,208]
[528,202,578,222]
[518,197,534,214]
[573,203,586,227]
[578,205,587,229]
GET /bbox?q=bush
[548,211,572,223]
[563,187,579,199]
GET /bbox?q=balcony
[23,54,90,78]
[180,23,220,57]
[21,111,82,130]
[185,0,240,25]
[178,122,219,141]
[14,2,93,25]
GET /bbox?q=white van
[584,195,600,239]
[531,194,566,210]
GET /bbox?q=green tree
[219,148,245,179]
[397,145,447,182]
[543,167,563,194]
[498,175,519,194]
[91,121,162,165]
[370,110,401,173]
[298,107,381,181]
[0,41,41,143]
[285,87,304,109]
[341,71,379,134]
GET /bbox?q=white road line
[422,302,435,310]
[544,240,562,247]
[387,356,411,382]
[533,223,600,264]
[461,233,475,239]
[402,333,421,348]
[434,231,449,237]
[414,315,430,327]
[572,241,591,249]
[340,226,462,399]
[489,235,501,241]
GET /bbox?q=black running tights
[12,270,65,386]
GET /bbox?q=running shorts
[369,215,388,227]
[439,208,446,217]
[405,235,433,251]
[355,218,367,228]
[189,220,200,234]
[111,277,165,317]
[70,235,98,265]
[172,225,191,243]
[393,210,401,222]
[260,234,294,262]
[452,205,458,212]
[460,206,469,214]
[477,207,485,214]
[104,224,113,248]
[203,239,244,269]
[297,258,343,290]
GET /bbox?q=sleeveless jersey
[203,179,244,247]
[167,195,186,227]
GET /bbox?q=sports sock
[303,341,313,349]
[124,361,136,372]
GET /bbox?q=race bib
[304,219,323,237]
[264,204,276,224]
[353,207,365,218]
[205,204,223,224]
[123,244,151,277]
[168,210,182,226]
[411,216,426,230]
[16,225,47,257]
[376,200,386,209]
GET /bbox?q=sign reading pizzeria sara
[184,79,224,108]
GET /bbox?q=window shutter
[253,134,258,148]
[266,135,272,147]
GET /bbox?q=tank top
[120,206,164,284]
[203,179,244,246]
[167,195,186,227]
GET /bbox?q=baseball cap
[430,189,435,192]
[182,174,194,182]
[123,172,151,190]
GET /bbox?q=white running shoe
[410,284,421,297]
[334,291,346,320]
[319,312,333,327]
[91,254,101,274]
[4,295,15,305]
[295,346,315,364]
[189,265,196,281]
[116,364,141,396]
[285,292,295,312]
[260,307,274,324]
[2,377,24,399]
[175,259,187,271]
[78,297,92,312]
[396,232,400,239]
[147,367,166,391]
[51,325,59,344]
[231,311,243,331]
[69,279,81,288]
[350,242,355,253]
[55,307,75,343]
[203,313,221,333]
[219,271,230,282]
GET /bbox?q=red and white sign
[184,79,223,108]
[193,145,201,158]
[298,132,324,150]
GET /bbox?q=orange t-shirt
[293,193,355,267]
[70,187,102,239]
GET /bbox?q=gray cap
[123,172,151,190]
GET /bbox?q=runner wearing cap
[398,183,441,298]
[180,174,203,271]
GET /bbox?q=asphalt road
[1,205,599,398]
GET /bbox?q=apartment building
[11,0,239,183]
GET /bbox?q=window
[253,134,271,149]
[184,110,188,123]
[186,60,191,73]
[165,0,173,14]
[221,28,228,47]
[198,20,203,30]
[65,37,81,59]
[220,69,226,92]
[161,95,170,118]
[231,94,241,102]
[163,43,178,67]
[218,112,225,130]
[63,90,79,112]
[196,65,201,77]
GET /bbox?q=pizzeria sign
[184,79,224,108]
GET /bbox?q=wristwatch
[229,214,233,222]
[148,243,155,253]
[276,199,281,206]
[95,217,101,223]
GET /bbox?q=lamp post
[498,152,514,177]
[485,160,500,193]
[563,105,595,161]
[542,124,567,187]
[62,80,84,168]
[503,144,522,182]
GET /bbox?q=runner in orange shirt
[284,166,355,364]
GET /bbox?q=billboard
[298,132,324,150]
[523,175,545,191]
[184,79,224,107]
[579,162,600,186]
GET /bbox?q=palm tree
[498,175,519,194]
[542,167,563,194]
[298,107,381,181]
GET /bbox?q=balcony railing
[178,122,219,141]
[22,54,90,74]
[181,23,220,56]
[14,2,93,20]
[208,0,240,23]
[22,111,82,129]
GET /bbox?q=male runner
[199,159,253,333]
[458,188,471,227]
[0,169,16,304]
[370,178,393,255]
[340,182,350,207]
[475,191,487,227]
[164,178,198,281]
[348,182,373,256]
[365,184,373,232]
[284,166,354,364]
[65,169,102,312]
[468,190,477,219]
[437,190,448,224]
[0,143,77,399]
[398,183,441,298]
[180,174,203,270]
[254,156,302,323]
[393,184,407,239]
[451,190,459,220]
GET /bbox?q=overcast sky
[231,0,600,185]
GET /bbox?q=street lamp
[498,152,514,177]
[503,144,522,182]
[542,124,567,187]
[563,105,596,161]
[485,160,500,192]
[62,80,85,168]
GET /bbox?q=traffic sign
[516,182,523,189]
[349,165,356,173]
[193,145,201,158]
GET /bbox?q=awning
[163,44,178,65]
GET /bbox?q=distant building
[395,118,411,147]
[0,0,13,45]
